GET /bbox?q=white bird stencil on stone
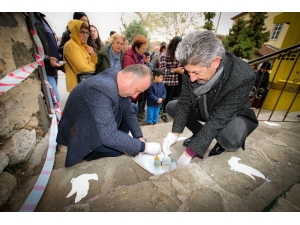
[228,157,265,181]
[66,173,98,203]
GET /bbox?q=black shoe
[183,136,193,147]
[138,113,145,119]
[161,115,168,123]
[208,143,225,157]
[152,122,156,125]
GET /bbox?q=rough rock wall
[0,12,51,209]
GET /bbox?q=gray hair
[175,30,225,68]
[122,64,153,82]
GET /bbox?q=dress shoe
[161,115,168,123]
[183,135,194,147]
[208,142,225,157]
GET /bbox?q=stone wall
[0,12,51,209]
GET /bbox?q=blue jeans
[47,75,60,108]
[131,102,138,115]
[146,106,160,124]
[166,100,247,151]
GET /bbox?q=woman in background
[159,36,184,123]
[58,12,96,59]
[95,32,126,73]
[90,25,104,52]
[63,20,97,92]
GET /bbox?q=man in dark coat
[162,30,258,167]
[56,64,161,167]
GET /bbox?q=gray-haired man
[162,30,258,167]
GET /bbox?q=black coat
[172,52,258,157]
[34,13,60,76]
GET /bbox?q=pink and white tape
[19,113,58,212]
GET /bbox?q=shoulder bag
[64,57,95,83]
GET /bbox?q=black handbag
[65,57,95,83]
[77,72,95,83]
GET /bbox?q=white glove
[162,132,178,155]
[144,142,162,155]
[176,151,192,168]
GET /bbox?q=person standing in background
[123,39,129,52]
[90,25,104,52]
[34,12,62,108]
[58,12,96,60]
[151,42,167,69]
[159,36,184,123]
[146,69,166,125]
[63,20,97,92]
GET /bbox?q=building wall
[231,12,288,50]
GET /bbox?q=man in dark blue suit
[57,64,161,167]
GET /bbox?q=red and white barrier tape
[44,80,62,122]
[0,54,44,95]
[0,30,44,95]
[19,113,58,212]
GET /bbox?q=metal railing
[248,43,300,122]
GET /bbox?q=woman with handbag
[63,19,98,92]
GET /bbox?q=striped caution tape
[0,54,44,95]
[0,29,44,95]
[19,112,58,212]
[44,80,62,122]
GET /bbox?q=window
[271,23,283,40]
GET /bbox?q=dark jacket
[254,69,270,91]
[147,82,166,107]
[34,12,61,76]
[95,43,124,73]
[172,52,258,157]
[56,68,145,167]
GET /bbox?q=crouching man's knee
[217,116,247,151]
[165,100,178,119]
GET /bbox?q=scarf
[191,61,224,121]
[135,52,144,64]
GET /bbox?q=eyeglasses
[80,30,90,36]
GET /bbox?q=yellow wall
[264,12,288,49]
[264,12,300,112]
[232,12,300,112]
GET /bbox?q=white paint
[264,121,280,127]
[228,157,266,181]
[66,173,98,203]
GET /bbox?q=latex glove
[144,142,162,155]
[176,151,192,168]
[162,132,178,155]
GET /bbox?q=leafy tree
[202,12,216,31]
[122,19,149,44]
[247,12,270,49]
[222,12,271,59]
[121,12,202,41]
